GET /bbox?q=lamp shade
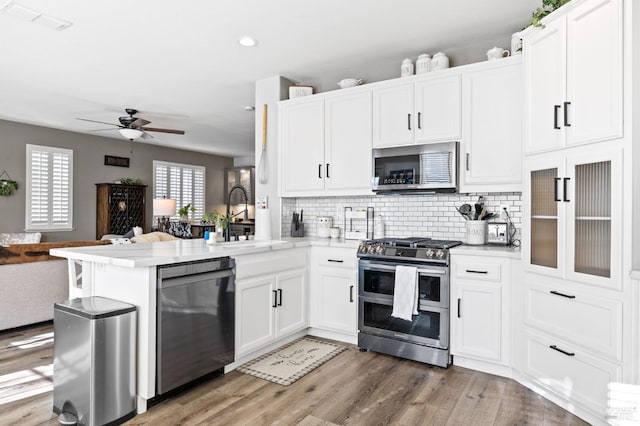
[153,198,176,216]
[119,128,144,141]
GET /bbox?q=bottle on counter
[374,215,385,239]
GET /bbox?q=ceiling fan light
[238,36,257,47]
[119,128,143,140]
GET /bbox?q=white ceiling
[0,0,539,158]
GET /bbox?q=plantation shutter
[153,160,205,220]
[25,144,73,231]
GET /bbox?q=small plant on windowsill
[528,0,571,28]
[178,203,196,222]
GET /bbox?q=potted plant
[528,0,570,28]
[178,203,195,222]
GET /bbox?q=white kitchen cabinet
[523,146,622,290]
[279,92,373,197]
[372,75,461,148]
[450,254,511,368]
[523,0,622,154]
[372,83,414,147]
[309,246,358,339]
[324,92,373,192]
[279,99,325,194]
[460,57,522,193]
[235,249,308,357]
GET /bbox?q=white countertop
[450,244,521,259]
[50,236,360,268]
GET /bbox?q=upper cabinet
[372,75,461,148]
[460,57,522,193]
[279,91,373,197]
[523,0,623,155]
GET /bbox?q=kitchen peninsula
[50,239,313,413]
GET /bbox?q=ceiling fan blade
[76,118,121,127]
[141,131,154,140]
[140,127,185,135]
[131,118,151,128]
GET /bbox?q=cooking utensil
[456,204,472,220]
[300,209,303,223]
[257,104,268,184]
[474,204,483,220]
[479,207,488,220]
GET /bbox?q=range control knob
[376,245,385,254]
[435,249,446,259]
[425,249,435,258]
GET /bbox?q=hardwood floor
[0,324,588,426]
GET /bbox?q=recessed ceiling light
[238,36,257,47]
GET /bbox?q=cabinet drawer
[524,277,622,360]
[312,247,357,270]
[236,249,308,280]
[455,262,502,282]
[523,328,621,416]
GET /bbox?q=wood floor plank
[0,323,591,426]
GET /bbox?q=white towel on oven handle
[391,265,418,321]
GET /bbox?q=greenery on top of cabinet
[529,0,571,28]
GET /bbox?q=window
[153,160,205,220]
[25,144,73,231]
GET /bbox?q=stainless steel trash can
[53,296,136,426]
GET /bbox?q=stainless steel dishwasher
[156,257,235,395]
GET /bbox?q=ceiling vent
[1,1,72,31]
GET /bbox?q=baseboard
[306,327,357,345]
[452,356,512,379]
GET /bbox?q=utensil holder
[291,222,304,237]
[465,221,487,245]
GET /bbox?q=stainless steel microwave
[372,142,458,193]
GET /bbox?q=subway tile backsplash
[281,192,521,241]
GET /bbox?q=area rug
[237,337,346,386]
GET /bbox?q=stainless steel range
[357,237,462,367]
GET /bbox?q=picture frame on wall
[104,155,130,168]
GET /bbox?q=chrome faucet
[225,185,249,241]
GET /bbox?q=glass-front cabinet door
[566,148,622,290]
[524,147,622,290]
[524,154,565,278]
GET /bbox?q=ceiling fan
[76,108,186,141]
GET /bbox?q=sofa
[0,233,108,331]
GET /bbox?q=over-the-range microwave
[372,142,458,193]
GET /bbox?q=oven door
[358,259,449,309]
[358,296,449,349]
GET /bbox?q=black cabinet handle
[554,177,561,202]
[408,113,411,130]
[465,269,488,274]
[418,112,422,129]
[350,285,354,303]
[277,289,283,306]
[318,164,322,179]
[549,344,575,357]
[272,290,278,308]
[563,177,570,202]
[550,290,576,299]
[457,298,461,318]
[466,153,470,171]
[328,259,344,263]
[554,105,561,129]
[564,101,571,127]
[326,163,330,179]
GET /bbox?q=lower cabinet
[235,249,308,357]
[450,252,513,371]
[310,246,358,337]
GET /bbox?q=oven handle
[361,263,446,275]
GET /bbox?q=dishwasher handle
[158,269,234,289]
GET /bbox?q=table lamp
[153,197,176,233]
